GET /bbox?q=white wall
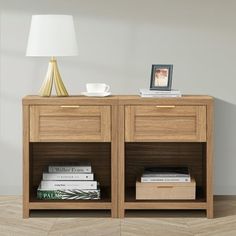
[0,0,236,194]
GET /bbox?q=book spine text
[40,181,97,190]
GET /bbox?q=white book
[48,165,92,173]
[141,176,191,182]
[42,172,94,181]
[140,94,182,98]
[40,180,97,190]
[139,89,181,95]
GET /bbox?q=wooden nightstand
[22,96,119,218]
[117,95,213,218]
[22,95,213,218]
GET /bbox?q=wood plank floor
[0,196,236,236]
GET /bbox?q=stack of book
[141,167,191,183]
[139,89,181,98]
[136,167,196,200]
[37,163,100,200]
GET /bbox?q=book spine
[40,181,97,190]
[140,94,181,98]
[48,166,92,173]
[142,174,190,177]
[37,189,100,200]
[141,177,191,182]
[43,173,94,181]
[140,91,181,95]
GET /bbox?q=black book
[142,167,190,177]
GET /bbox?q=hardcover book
[141,167,190,182]
[139,89,181,94]
[40,180,97,190]
[143,167,190,177]
[141,176,191,182]
[42,172,94,181]
[140,94,181,98]
[37,187,100,200]
[48,164,92,173]
[139,89,182,98]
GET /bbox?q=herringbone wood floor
[0,196,236,236]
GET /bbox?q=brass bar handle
[156,105,176,108]
[157,186,174,188]
[60,105,80,108]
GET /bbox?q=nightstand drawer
[125,105,206,142]
[30,105,111,142]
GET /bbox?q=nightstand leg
[118,207,125,218]
[23,207,29,219]
[207,201,214,219]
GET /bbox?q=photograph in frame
[150,64,173,90]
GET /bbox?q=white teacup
[86,83,110,93]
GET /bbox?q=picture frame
[150,64,173,90]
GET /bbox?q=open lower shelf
[124,142,207,211]
[28,142,112,211]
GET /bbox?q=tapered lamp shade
[26,15,78,97]
[26,15,78,56]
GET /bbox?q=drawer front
[136,179,196,200]
[125,105,206,142]
[30,105,111,142]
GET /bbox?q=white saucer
[81,91,111,97]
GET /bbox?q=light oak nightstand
[22,95,213,218]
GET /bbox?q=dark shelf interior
[125,142,207,201]
[29,142,111,202]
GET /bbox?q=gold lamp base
[39,57,69,97]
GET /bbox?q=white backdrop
[0,0,236,194]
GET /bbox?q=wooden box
[136,178,196,200]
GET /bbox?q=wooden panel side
[118,105,125,218]
[206,100,214,218]
[101,106,111,142]
[125,106,132,142]
[23,105,30,218]
[111,105,118,217]
[196,106,207,141]
[30,106,40,142]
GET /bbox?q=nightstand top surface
[22,95,213,105]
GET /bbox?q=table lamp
[26,15,78,96]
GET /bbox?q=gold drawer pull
[60,105,80,108]
[157,186,174,188]
[156,105,176,108]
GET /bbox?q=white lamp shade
[26,15,78,57]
